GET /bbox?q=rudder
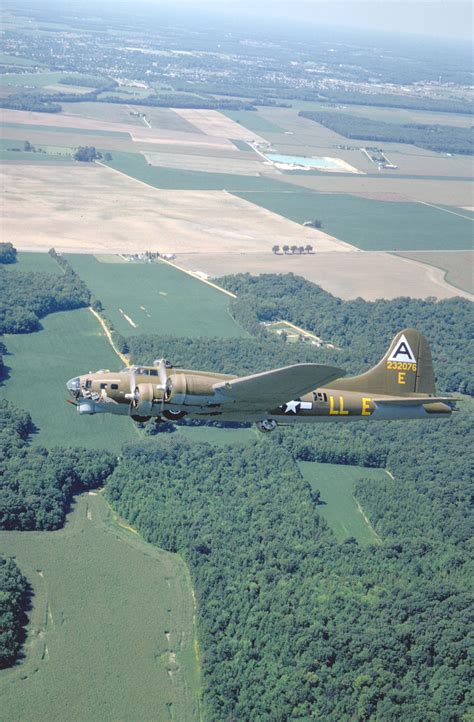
[333,329,436,396]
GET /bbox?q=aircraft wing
[213,363,345,408]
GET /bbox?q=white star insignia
[282,400,300,414]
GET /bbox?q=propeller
[125,360,172,415]
[155,358,172,413]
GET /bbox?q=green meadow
[0,121,129,138]
[101,150,296,191]
[223,110,285,134]
[7,251,62,274]
[66,254,247,338]
[0,493,200,722]
[1,308,137,450]
[0,138,74,162]
[234,191,474,251]
[298,461,386,546]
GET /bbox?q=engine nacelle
[167,373,217,407]
[133,382,165,416]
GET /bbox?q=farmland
[1,307,137,450]
[298,461,386,546]
[7,250,61,273]
[177,250,472,301]
[396,250,474,294]
[234,191,474,251]
[66,254,247,338]
[0,493,200,722]
[3,163,352,255]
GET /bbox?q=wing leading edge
[213,363,345,409]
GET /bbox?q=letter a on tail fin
[333,329,436,396]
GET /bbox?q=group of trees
[73,146,102,162]
[0,556,29,669]
[0,242,17,264]
[300,110,474,155]
[272,244,314,254]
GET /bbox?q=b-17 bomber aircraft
[66,329,457,432]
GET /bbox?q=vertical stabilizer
[333,329,436,396]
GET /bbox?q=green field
[102,151,297,191]
[223,110,285,134]
[0,308,137,450]
[7,251,62,274]
[66,254,247,338]
[0,121,129,138]
[0,52,40,67]
[0,493,200,722]
[234,191,474,251]
[0,71,67,87]
[396,250,474,294]
[0,138,74,162]
[299,461,386,546]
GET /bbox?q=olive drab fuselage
[67,327,456,430]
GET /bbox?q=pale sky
[195,0,473,41]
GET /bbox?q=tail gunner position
[66,329,457,433]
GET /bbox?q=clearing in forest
[298,461,386,546]
[0,493,200,722]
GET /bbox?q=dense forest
[300,110,474,155]
[0,556,29,669]
[106,425,472,721]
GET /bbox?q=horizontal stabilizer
[374,396,457,406]
[214,363,345,408]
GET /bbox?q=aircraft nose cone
[67,376,81,396]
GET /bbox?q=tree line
[0,556,29,669]
[300,109,473,155]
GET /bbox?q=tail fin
[334,329,436,396]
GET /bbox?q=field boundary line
[416,200,474,221]
[89,307,130,366]
[94,159,162,193]
[353,496,382,545]
[159,257,237,298]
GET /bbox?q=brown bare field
[143,150,269,175]
[279,174,474,206]
[395,251,474,294]
[176,251,473,301]
[60,101,149,125]
[171,109,267,142]
[2,162,356,255]
[0,108,235,150]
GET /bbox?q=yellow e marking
[398,372,406,385]
[361,397,373,416]
[329,396,349,415]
